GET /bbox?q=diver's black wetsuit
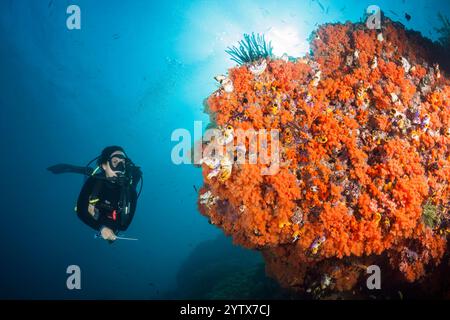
[76,175,138,233]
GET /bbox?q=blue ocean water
[0,0,449,299]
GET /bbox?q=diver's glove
[100,226,117,241]
[88,204,100,220]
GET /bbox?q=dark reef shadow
[163,235,290,299]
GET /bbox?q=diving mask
[108,154,127,174]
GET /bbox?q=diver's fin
[47,164,94,175]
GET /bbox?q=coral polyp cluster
[197,19,450,296]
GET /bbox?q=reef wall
[197,19,450,297]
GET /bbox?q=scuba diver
[48,146,143,242]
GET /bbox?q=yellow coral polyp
[374,212,382,225]
[218,168,231,182]
[254,82,263,91]
[270,105,279,115]
[292,230,301,238]
[283,129,294,144]
[383,181,393,192]
[316,135,328,144]
[279,221,292,229]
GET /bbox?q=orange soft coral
[198,18,450,296]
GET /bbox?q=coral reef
[197,18,450,297]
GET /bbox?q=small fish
[340,6,346,12]
[48,0,53,8]
[326,6,330,14]
[113,34,120,39]
[193,185,198,193]
[389,10,399,17]
[405,13,411,21]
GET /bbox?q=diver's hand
[88,204,100,220]
[100,227,117,241]
[88,204,96,217]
